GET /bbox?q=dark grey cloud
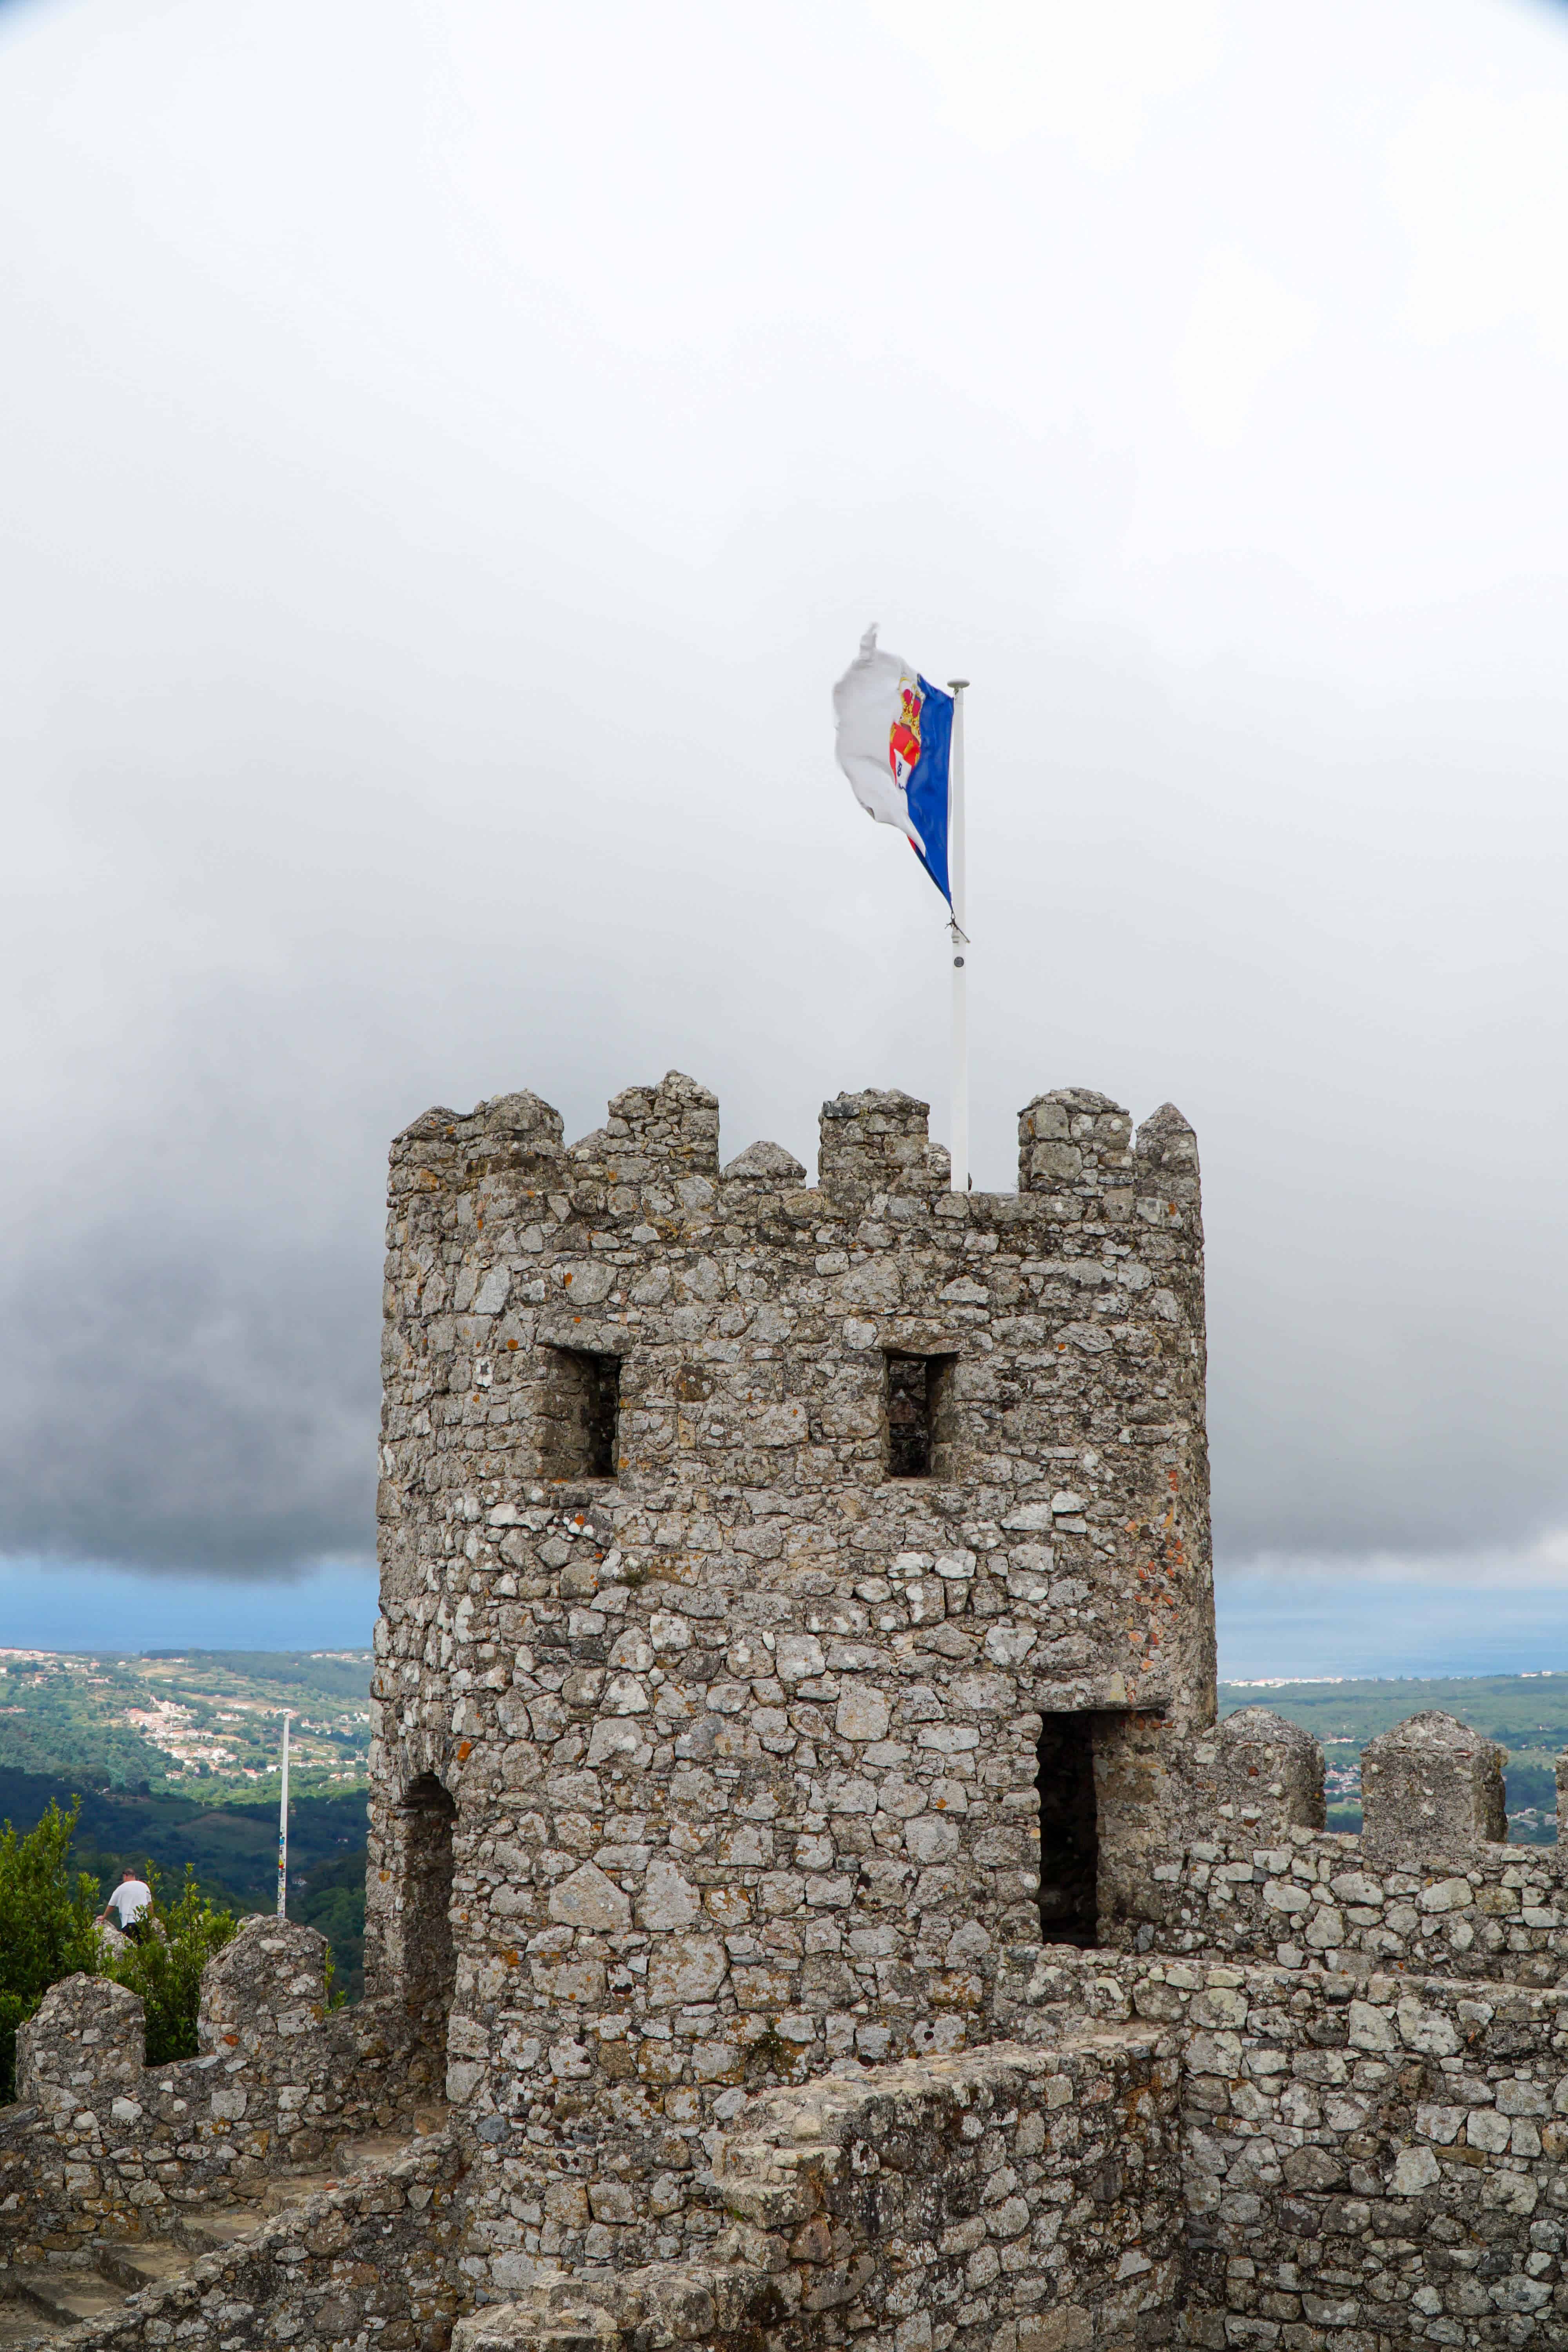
[3,0,1568,1584]
[0,1210,375,1572]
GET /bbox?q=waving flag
[833,625,954,904]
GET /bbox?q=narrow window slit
[884,1352,956,1479]
[543,1347,621,1479]
[1036,1712,1099,1947]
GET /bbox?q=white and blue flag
[832,625,953,905]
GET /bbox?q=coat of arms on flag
[832,624,953,906]
[888,679,923,792]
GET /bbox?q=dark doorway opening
[1036,1713,1099,1946]
[543,1347,621,1479]
[884,1352,956,1478]
[398,1772,457,2030]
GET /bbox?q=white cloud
[1172,247,1319,446]
[1388,83,1568,362]
[864,0,1226,166]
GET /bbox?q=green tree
[104,1865,236,2067]
[0,1799,103,2102]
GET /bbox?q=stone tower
[365,1073,1212,2288]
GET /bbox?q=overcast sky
[2,0,1566,1666]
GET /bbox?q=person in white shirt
[97,1868,153,1942]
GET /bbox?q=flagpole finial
[948,678,969,690]
[860,623,879,656]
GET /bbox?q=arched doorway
[396,1771,457,2046]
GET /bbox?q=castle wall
[0,1920,433,2264]
[454,1917,1568,2352]
[366,1073,1213,2284]
[1135,1829,1568,1986]
[1135,1712,1568,1986]
[7,2131,461,2351]
[452,2025,1183,2352]
[1006,1948,1568,2352]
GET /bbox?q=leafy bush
[104,1865,236,2067]
[0,1799,103,2102]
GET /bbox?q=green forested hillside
[0,1768,370,1997]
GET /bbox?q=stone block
[817,1088,944,1198]
[1360,1710,1506,1866]
[1212,1709,1326,1836]
[590,1070,720,1176]
[17,1974,145,2110]
[198,1915,328,2058]
[722,1139,806,1184]
[1017,1087,1132,1193]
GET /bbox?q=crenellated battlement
[1129,1705,1568,1984]
[0,1919,439,2270]
[390,1069,1203,1224]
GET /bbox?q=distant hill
[0,1646,371,1797]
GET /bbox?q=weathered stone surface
[454,2029,1180,2352]
[1,1918,435,2264]
[1361,1706,1506,1864]
[1205,1705,1326,1837]
[18,1974,145,2114]
[1005,1945,1568,2352]
[6,2129,461,2350]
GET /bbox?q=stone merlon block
[1211,1707,1326,1837]
[1018,1089,1200,1218]
[817,1087,947,1199]
[17,1974,145,2110]
[198,1916,328,2056]
[1361,1709,1506,1867]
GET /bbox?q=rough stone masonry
[9,1070,1568,2352]
[364,1073,1215,2294]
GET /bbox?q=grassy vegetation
[0,1800,103,2102]
[1220,1673,1568,1845]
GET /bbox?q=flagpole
[947,679,969,1192]
[276,1711,291,1916]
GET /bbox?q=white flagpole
[947,679,970,1192]
[276,1711,291,1916]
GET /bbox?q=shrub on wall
[0,1799,102,2101]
